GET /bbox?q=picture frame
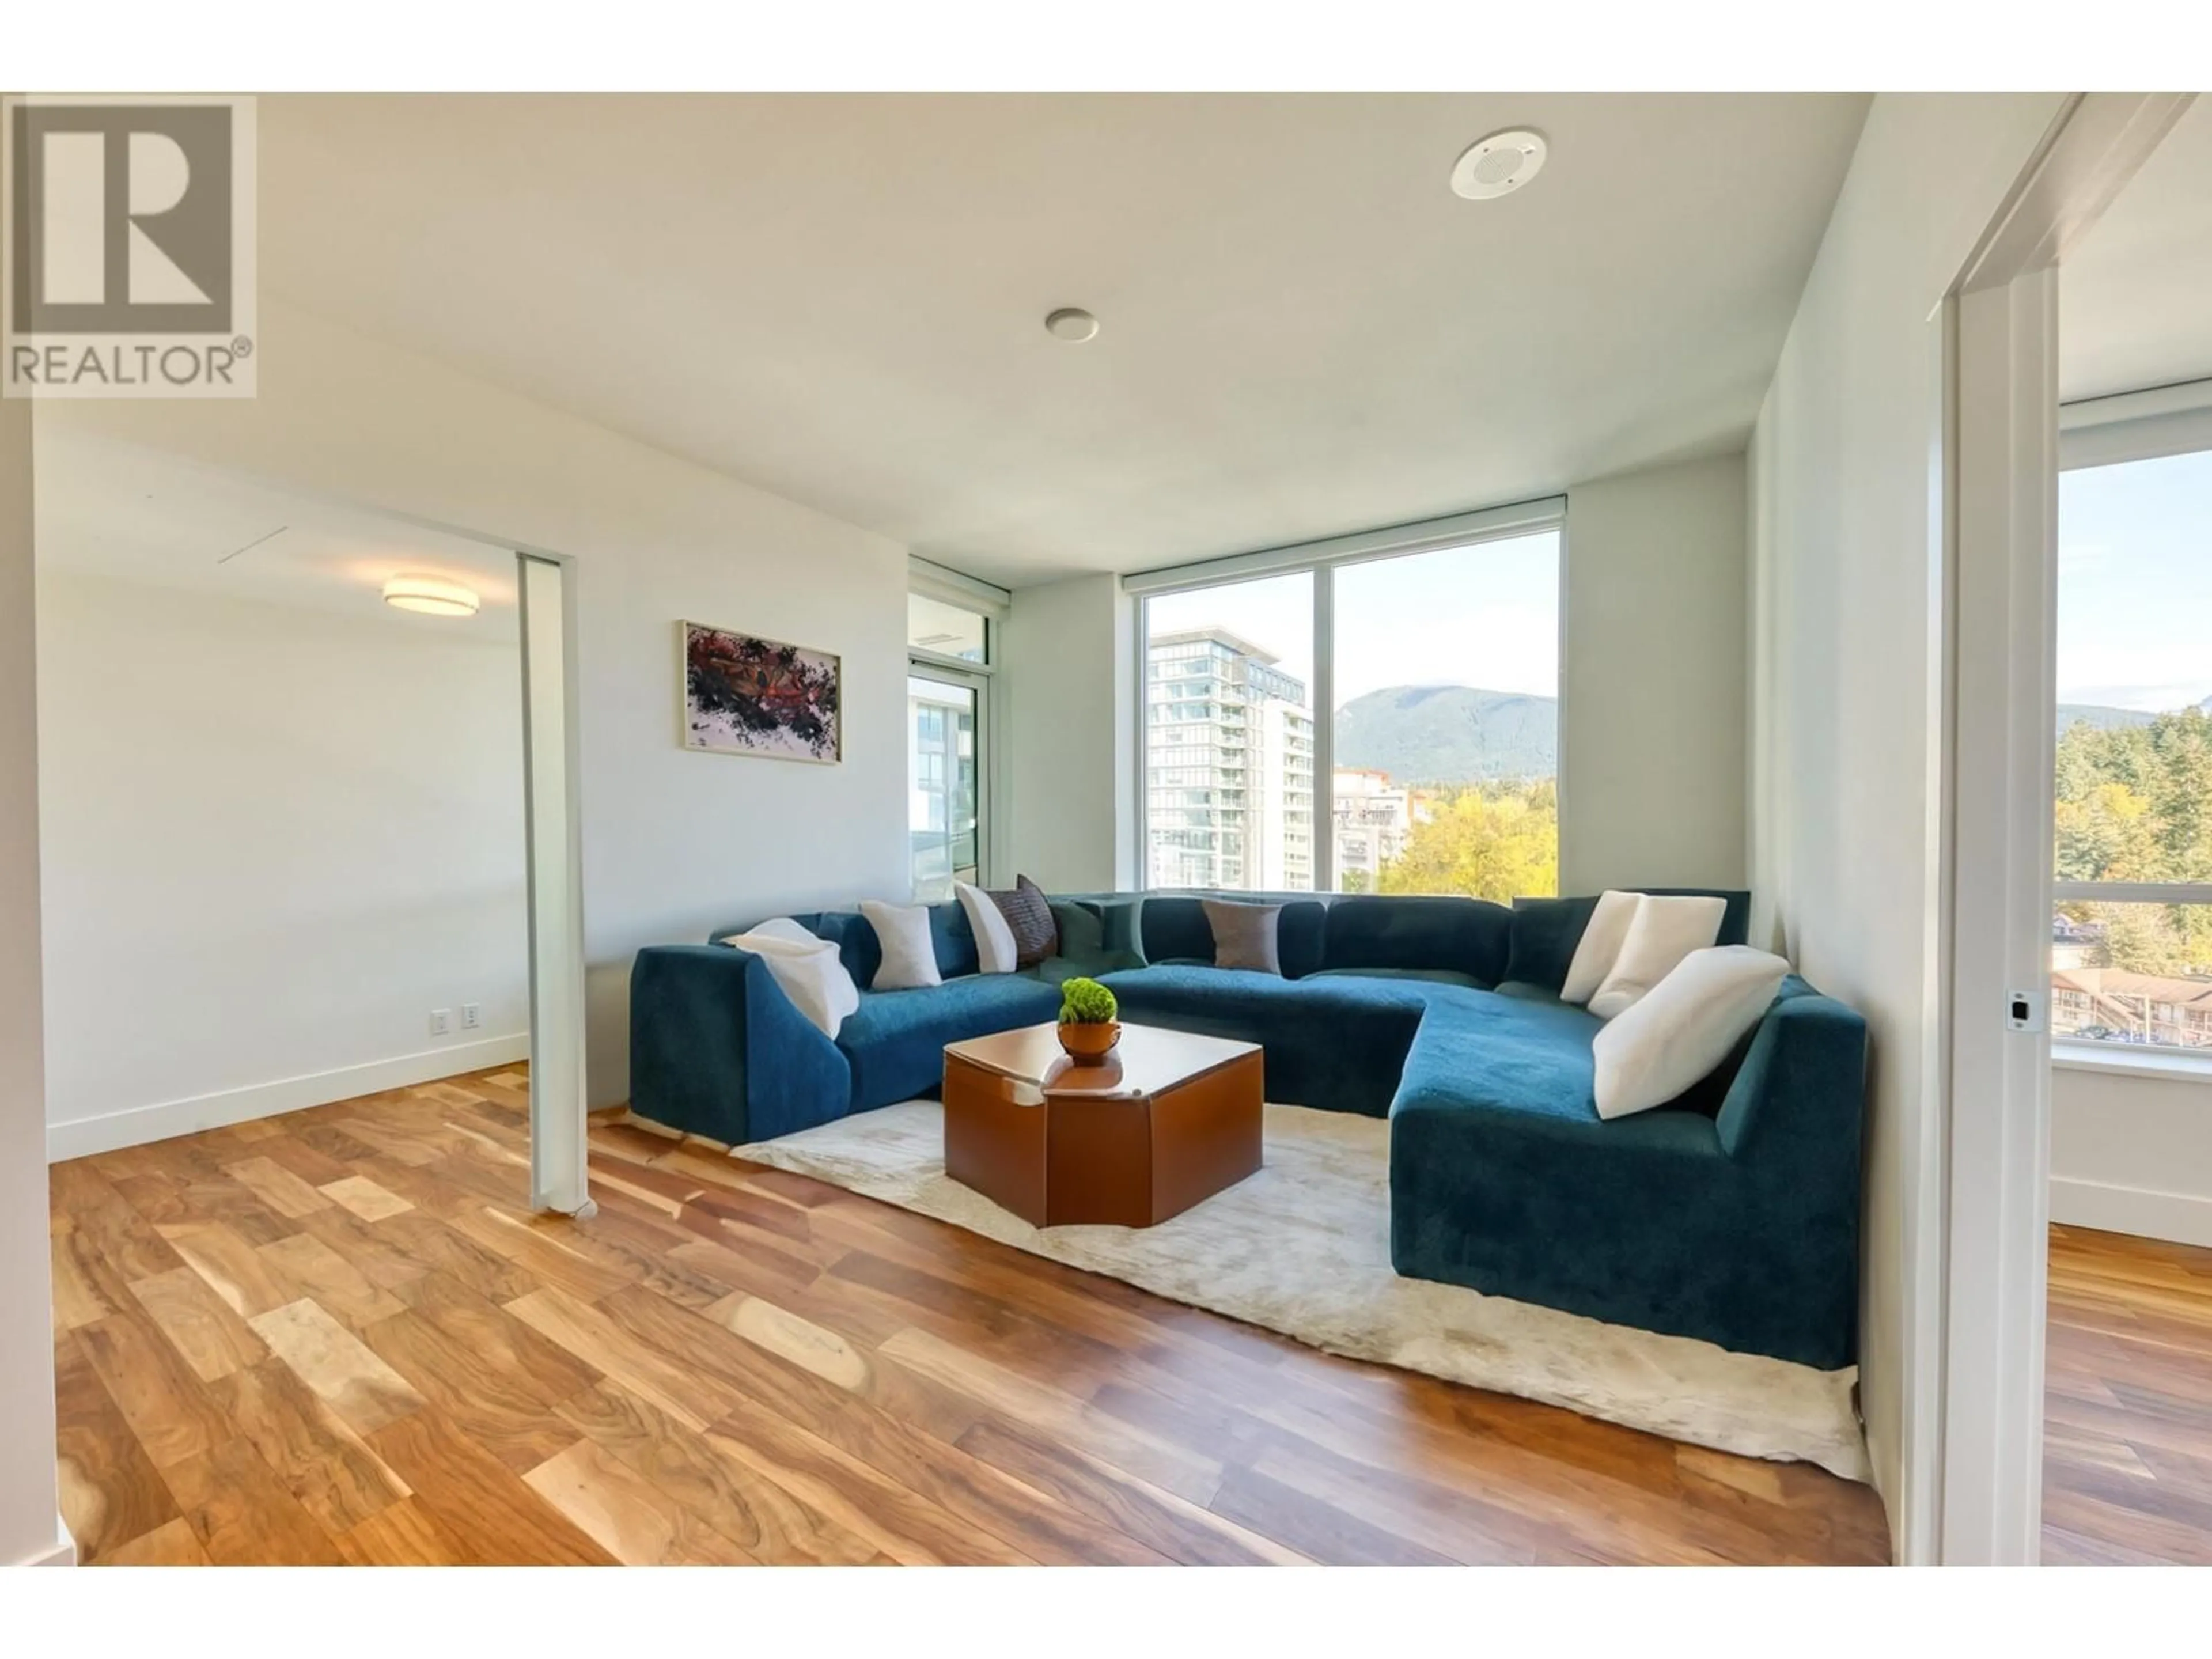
[679,619,843,764]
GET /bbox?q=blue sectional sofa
[627,887,1866,1370]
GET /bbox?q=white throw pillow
[955,881,1019,975]
[860,899,942,990]
[718,924,859,1039]
[1561,889,1643,1006]
[1592,945,1790,1119]
[1588,895,1728,1020]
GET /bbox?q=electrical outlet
[461,1003,482,1031]
[430,1008,453,1036]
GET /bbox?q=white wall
[1747,92,2069,1560]
[45,297,911,1109]
[36,571,529,1157]
[2050,1062,2212,1247]
[1560,452,1747,892]
[1003,572,1137,890]
[1,387,64,1563]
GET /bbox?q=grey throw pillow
[1203,899,1283,975]
[987,874,1059,968]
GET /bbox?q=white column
[519,553,592,1216]
[1940,267,2059,1565]
[1,387,67,1563]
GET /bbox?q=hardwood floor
[52,1065,1905,1565]
[2043,1222,2212,1566]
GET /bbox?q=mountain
[2057,696,2212,736]
[1333,685,1556,786]
[2058,703,2157,734]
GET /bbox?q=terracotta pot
[1058,1020,1121,1065]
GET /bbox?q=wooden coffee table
[941,1022,1263,1228]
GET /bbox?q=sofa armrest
[628,945,851,1146]
[1714,988,1868,1167]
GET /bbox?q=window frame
[1125,496,1567,895]
[2052,380,2212,1064]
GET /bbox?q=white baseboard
[18,1516,75,1566]
[2050,1175,2212,1249]
[47,1033,531,1162]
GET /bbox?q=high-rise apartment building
[1331,767,1413,890]
[1145,627,1315,889]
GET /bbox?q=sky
[1143,531,1560,710]
[2059,448,2212,710]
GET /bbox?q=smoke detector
[1450,130,1547,200]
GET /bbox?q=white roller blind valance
[1120,494,1566,597]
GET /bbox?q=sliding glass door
[908,667,982,901]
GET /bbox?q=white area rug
[735,1100,1870,1481]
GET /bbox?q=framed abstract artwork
[679,620,843,763]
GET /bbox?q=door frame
[518,550,593,1217]
[1933,90,2193,1564]
[51,450,600,1222]
[907,654,993,898]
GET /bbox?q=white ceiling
[257,93,1870,587]
[35,431,521,639]
[2063,96,2212,404]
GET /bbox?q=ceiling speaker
[1451,130,1548,200]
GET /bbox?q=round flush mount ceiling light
[1044,306,1099,343]
[382,574,480,617]
[1450,129,1548,200]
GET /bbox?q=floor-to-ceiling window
[1141,573,1316,892]
[908,590,991,900]
[1134,507,1561,898]
[2052,445,2212,1052]
[1330,533,1559,900]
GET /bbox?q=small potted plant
[1057,976,1121,1065]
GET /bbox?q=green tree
[2054,709,2212,884]
[2092,900,2192,976]
[2054,780,2157,882]
[1374,779,1557,903]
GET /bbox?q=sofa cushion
[1306,966,1487,989]
[1047,899,1109,967]
[1320,895,1512,985]
[775,900,979,989]
[862,899,942,990]
[1560,889,1641,1005]
[1501,896,1600,992]
[1391,984,1608,1124]
[1138,896,1327,978]
[956,881,1021,975]
[1594,946,1791,1119]
[835,974,1063,1111]
[718,923,860,1038]
[1099,964,1428,1117]
[1504,888,1752,991]
[785,910,881,987]
[1588,895,1728,1020]
[926,900,980,979]
[1204,899,1283,974]
[990,875,1059,968]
